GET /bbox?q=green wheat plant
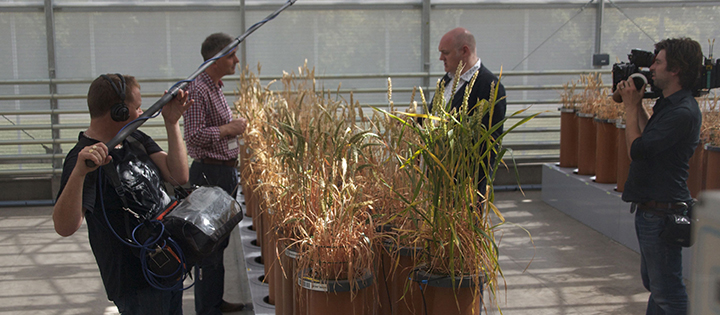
[374,62,540,312]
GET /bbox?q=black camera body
[613,48,720,99]
[612,49,661,99]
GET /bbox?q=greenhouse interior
[1,0,720,314]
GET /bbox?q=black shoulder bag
[659,201,695,247]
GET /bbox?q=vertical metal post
[240,0,247,71]
[45,0,62,196]
[421,0,431,101]
[594,0,605,67]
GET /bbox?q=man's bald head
[438,27,478,74]
[446,27,476,52]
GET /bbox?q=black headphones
[100,73,129,122]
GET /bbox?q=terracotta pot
[239,149,254,218]
[289,247,306,315]
[594,119,618,183]
[385,243,423,315]
[251,189,264,261]
[261,207,272,278]
[299,269,374,315]
[615,123,631,192]
[267,225,278,306]
[241,176,255,219]
[559,108,579,168]
[704,145,720,190]
[270,232,286,312]
[243,184,254,218]
[279,243,296,315]
[375,238,392,315]
[373,224,401,315]
[686,144,706,198]
[245,180,259,226]
[576,113,596,175]
[238,144,248,178]
[411,269,483,315]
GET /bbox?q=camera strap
[102,160,145,245]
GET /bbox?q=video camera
[612,49,661,99]
[612,48,720,101]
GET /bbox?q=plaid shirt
[183,72,239,160]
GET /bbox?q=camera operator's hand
[617,79,644,109]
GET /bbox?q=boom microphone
[86,0,297,167]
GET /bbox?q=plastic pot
[576,113,596,175]
[615,123,631,192]
[384,242,423,315]
[686,144,706,197]
[704,145,720,190]
[559,108,579,168]
[299,268,374,315]
[594,118,618,183]
[410,269,483,315]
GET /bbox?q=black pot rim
[376,223,396,233]
[382,239,422,257]
[593,117,619,124]
[410,269,482,288]
[705,144,720,152]
[297,268,373,292]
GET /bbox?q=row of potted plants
[688,93,720,195]
[559,73,634,189]
[559,73,720,195]
[233,62,536,315]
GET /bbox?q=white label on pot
[298,277,328,292]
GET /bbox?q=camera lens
[629,49,655,68]
[630,73,648,91]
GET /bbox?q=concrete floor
[0,190,650,315]
[486,191,647,314]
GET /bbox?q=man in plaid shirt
[183,32,249,314]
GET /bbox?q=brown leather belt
[199,157,238,167]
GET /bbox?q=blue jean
[635,209,687,315]
[113,286,182,315]
[189,161,238,315]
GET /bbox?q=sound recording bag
[103,166,243,267]
[101,135,243,288]
[156,185,244,264]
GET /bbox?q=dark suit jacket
[430,63,507,142]
[429,64,507,183]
